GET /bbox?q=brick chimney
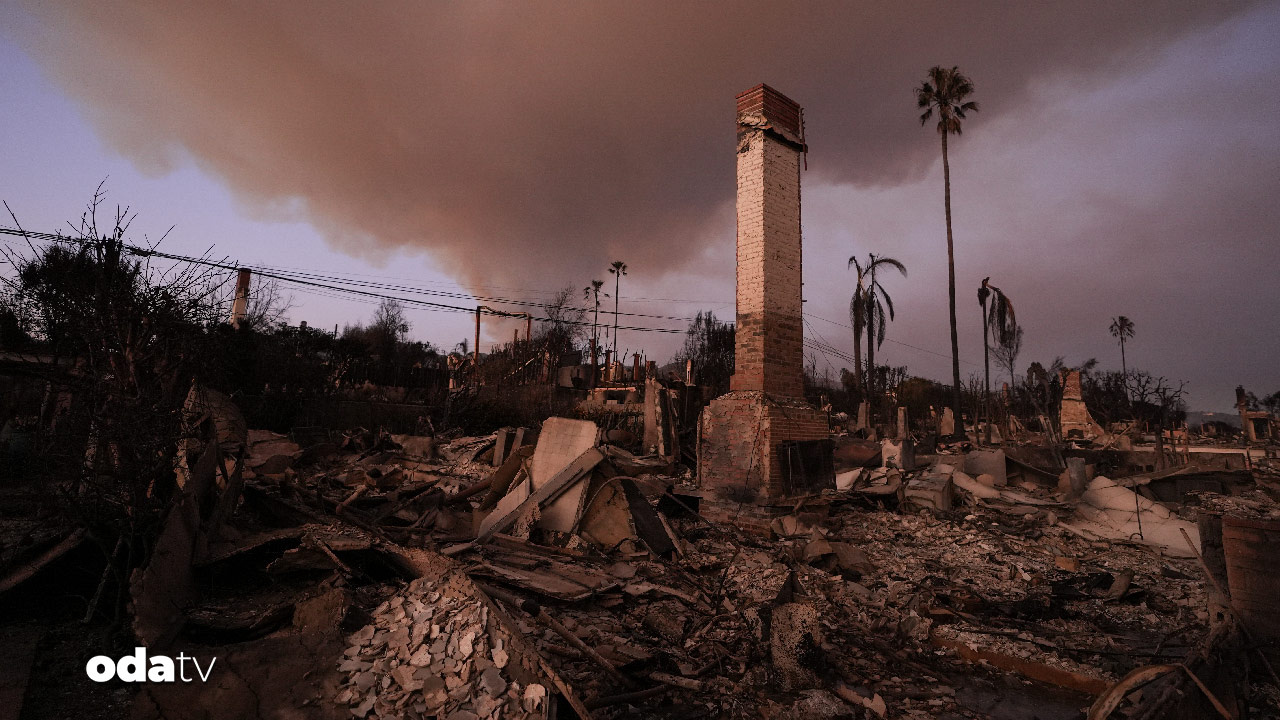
[230,268,251,328]
[731,84,806,399]
[696,85,831,516]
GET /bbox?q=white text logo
[85,649,217,683]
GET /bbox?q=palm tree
[847,263,867,393]
[1109,316,1135,376]
[978,278,1015,443]
[917,65,979,438]
[848,253,907,397]
[583,279,606,381]
[977,277,1016,399]
[608,260,627,358]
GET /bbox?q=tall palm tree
[583,279,606,379]
[1109,315,1135,376]
[608,260,627,358]
[849,253,907,397]
[917,65,979,438]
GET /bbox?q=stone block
[963,449,1007,487]
[904,470,953,512]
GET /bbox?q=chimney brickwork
[697,85,830,514]
[732,84,805,398]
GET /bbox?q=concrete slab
[530,418,598,532]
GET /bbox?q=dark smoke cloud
[13,1,1261,292]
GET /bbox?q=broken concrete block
[576,480,632,552]
[940,407,955,437]
[904,470,954,512]
[963,449,1007,487]
[881,437,915,471]
[478,447,604,540]
[642,600,689,643]
[770,513,820,538]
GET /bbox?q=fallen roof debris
[6,398,1277,719]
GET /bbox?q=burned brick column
[230,268,251,328]
[698,85,830,525]
[730,86,805,398]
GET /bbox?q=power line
[803,310,981,368]
[0,227,688,334]
[1,225,989,360]
[248,265,704,323]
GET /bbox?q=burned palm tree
[849,253,907,397]
[978,278,1016,399]
[978,278,1016,442]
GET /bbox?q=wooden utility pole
[474,306,485,386]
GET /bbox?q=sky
[1,1,1277,411]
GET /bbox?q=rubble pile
[335,578,540,720]
[176,417,1280,717]
[8,388,1277,719]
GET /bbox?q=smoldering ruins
[1,82,1279,720]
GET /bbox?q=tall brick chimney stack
[731,84,806,398]
[696,85,831,520]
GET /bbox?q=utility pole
[474,306,486,386]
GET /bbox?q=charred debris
[2,86,1279,720]
[2,376,1279,719]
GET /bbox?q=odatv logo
[86,648,217,683]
